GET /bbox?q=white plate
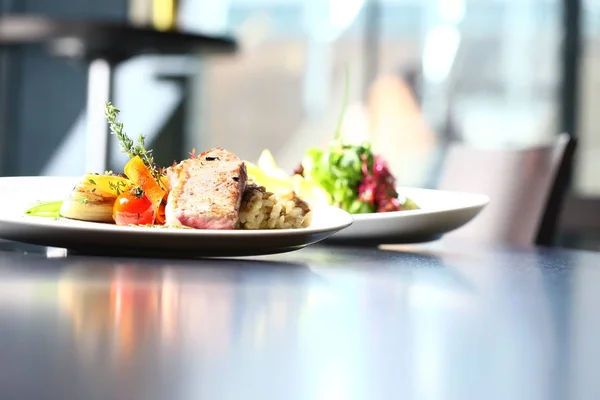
[0,177,353,257]
[327,187,489,244]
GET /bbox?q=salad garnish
[294,67,418,214]
[244,66,419,214]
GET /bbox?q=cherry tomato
[113,188,155,226]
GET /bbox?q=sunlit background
[1,0,599,246]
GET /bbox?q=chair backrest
[437,133,576,246]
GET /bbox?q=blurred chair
[437,133,576,246]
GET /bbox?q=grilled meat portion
[165,148,248,229]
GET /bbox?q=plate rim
[0,176,489,231]
[0,176,353,237]
[351,186,490,220]
[12,205,353,237]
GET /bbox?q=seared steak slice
[165,148,248,229]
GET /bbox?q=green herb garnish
[25,201,63,218]
[104,102,164,189]
[108,180,127,195]
[132,186,145,198]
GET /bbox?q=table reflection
[0,242,585,400]
[54,259,319,364]
[58,265,163,361]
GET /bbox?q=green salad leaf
[400,197,420,210]
[302,141,376,213]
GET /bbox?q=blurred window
[186,0,562,188]
[573,0,600,196]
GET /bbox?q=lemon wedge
[246,160,294,194]
[291,175,331,205]
[246,150,330,205]
[257,149,290,180]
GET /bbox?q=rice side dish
[239,185,312,230]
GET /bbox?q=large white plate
[0,177,353,257]
[327,187,489,245]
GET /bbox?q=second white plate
[327,187,489,244]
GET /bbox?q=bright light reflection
[46,247,68,258]
[410,283,446,400]
[318,369,351,400]
[438,0,465,24]
[305,0,365,42]
[422,26,461,84]
[340,103,370,145]
[328,0,364,35]
[298,287,364,400]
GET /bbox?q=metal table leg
[85,58,113,173]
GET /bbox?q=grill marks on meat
[165,148,248,229]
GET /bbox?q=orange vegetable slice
[123,156,166,222]
[155,195,167,225]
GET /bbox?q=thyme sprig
[104,102,164,189]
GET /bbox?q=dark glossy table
[1,240,599,400]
